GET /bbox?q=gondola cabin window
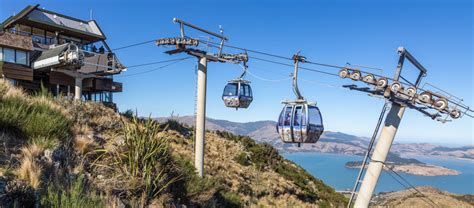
[224,83,238,96]
[243,84,252,97]
[284,106,292,126]
[308,106,322,128]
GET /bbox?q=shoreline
[345,163,461,176]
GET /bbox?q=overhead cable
[115,57,192,77]
[112,39,156,51]
[126,57,193,69]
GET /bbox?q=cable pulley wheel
[350,71,361,81]
[376,77,388,88]
[390,82,403,93]
[450,109,461,119]
[339,68,349,78]
[419,92,433,104]
[406,86,417,97]
[434,98,448,111]
[362,74,375,84]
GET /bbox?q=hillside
[0,80,346,207]
[372,186,473,207]
[157,116,474,160]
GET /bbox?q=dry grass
[74,135,94,154]
[20,143,43,159]
[16,144,44,189]
[72,124,94,154]
[0,79,25,99]
[169,131,318,207]
[375,186,472,208]
[72,124,93,136]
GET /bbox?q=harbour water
[284,152,474,194]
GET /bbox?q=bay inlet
[284,152,474,194]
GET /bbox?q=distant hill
[156,116,474,161]
[373,186,473,207]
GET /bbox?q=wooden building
[0,4,125,106]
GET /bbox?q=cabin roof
[35,43,70,62]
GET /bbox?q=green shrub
[172,154,217,196]
[160,119,190,136]
[233,152,251,166]
[120,109,135,120]
[216,191,243,208]
[41,175,105,208]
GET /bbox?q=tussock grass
[72,124,94,154]
[20,143,43,159]
[15,144,44,189]
[73,135,93,155]
[16,157,42,189]
[95,117,180,204]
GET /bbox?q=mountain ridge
[155,115,474,161]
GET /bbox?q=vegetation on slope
[0,80,346,207]
[373,186,472,208]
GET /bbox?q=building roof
[0,5,106,42]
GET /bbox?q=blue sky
[1,0,472,145]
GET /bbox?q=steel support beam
[56,84,60,97]
[74,77,83,100]
[195,56,208,177]
[354,103,406,208]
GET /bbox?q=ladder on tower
[347,102,390,207]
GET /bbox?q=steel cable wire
[115,57,192,77]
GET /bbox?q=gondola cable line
[246,68,292,82]
[196,37,471,112]
[198,38,386,73]
[249,56,341,78]
[249,55,472,114]
[115,57,192,77]
[245,63,343,89]
[238,64,293,82]
[126,57,193,69]
[111,40,472,117]
[112,39,156,51]
[109,37,470,113]
[109,37,424,94]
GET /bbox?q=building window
[4,48,15,63]
[46,31,56,45]
[1,47,29,65]
[17,24,32,36]
[16,50,27,65]
[32,27,46,44]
